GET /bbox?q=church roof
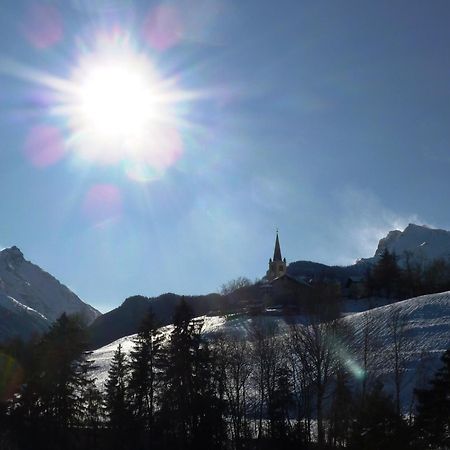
[271,273,311,287]
[273,232,282,261]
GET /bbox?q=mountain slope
[0,292,50,341]
[0,246,101,341]
[287,260,368,282]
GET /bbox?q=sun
[77,63,157,139]
[63,38,185,176]
[11,32,193,180]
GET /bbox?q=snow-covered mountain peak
[0,247,101,341]
[1,245,24,257]
[0,246,25,268]
[366,223,450,265]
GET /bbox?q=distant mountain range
[0,246,100,342]
[288,224,450,281]
[4,223,450,346]
[88,223,450,348]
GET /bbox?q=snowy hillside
[342,292,450,407]
[0,246,100,341]
[91,292,450,409]
[344,292,450,365]
[359,223,450,266]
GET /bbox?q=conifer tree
[128,309,164,444]
[328,366,353,448]
[372,249,401,298]
[40,314,88,430]
[105,343,132,449]
[159,299,226,450]
[414,349,450,448]
[349,381,408,450]
[9,313,91,449]
[76,355,103,447]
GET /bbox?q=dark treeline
[0,300,449,450]
[367,249,450,300]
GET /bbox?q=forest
[0,295,449,450]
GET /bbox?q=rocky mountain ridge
[0,246,100,341]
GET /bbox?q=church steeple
[266,230,287,281]
[273,231,282,261]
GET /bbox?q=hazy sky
[1,0,450,312]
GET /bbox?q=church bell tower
[266,231,287,281]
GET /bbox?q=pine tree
[41,314,88,428]
[105,343,132,449]
[128,309,164,445]
[372,249,401,298]
[328,366,353,448]
[349,381,409,450]
[414,349,450,448]
[77,354,104,447]
[159,299,226,450]
[8,313,92,449]
[399,251,423,298]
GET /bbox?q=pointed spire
[273,231,282,261]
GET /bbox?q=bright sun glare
[8,32,192,181]
[62,38,186,179]
[79,64,156,139]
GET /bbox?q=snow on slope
[91,293,450,409]
[342,292,450,408]
[0,291,50,340]
[0,246,100,324]
[0,292,48,321]
[91,316,229,388]
[92,333,139,388]
[344,291,450,363]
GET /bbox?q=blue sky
[1,0,450,312]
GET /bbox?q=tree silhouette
[159,299,226,450]
[128,309,164,446]
[372,249,401,298]
[414,349,450,448]
[105,343,132,449]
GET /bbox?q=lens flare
[21,2,63,49]
[0,352,23,402]
[142,5,183,51]
[82,183,122,224]
[24,125,65,168]
[345,358,365,380]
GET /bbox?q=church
[266,231,287,280]
[264,231,311,305]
